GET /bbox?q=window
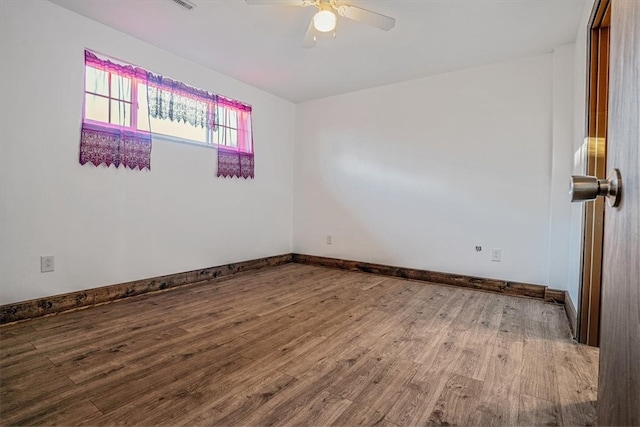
[80,50,254,178]
[137,87,208,144]
[84,66,134,127]
[213,104,238,147]
[83,58,250,148]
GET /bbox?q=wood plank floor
[0,264,598,426]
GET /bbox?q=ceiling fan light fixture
[313,9,337,32]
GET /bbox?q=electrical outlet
[326,235,332,245]
[491,249,502,262]
[41,256,54,273]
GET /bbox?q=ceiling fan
[245,0,396,48]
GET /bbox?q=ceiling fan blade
[302,18,316,48]
[245,0,313,5]
[334,4,396,31]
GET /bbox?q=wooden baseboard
[564,291,578,338]
[1,252,567,324]
[292,253,565,303]
[0,254,292,324]
[544,288,566,304]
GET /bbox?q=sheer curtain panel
[216,98,254,179]
[80,50,152,170]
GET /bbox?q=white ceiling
[50,0,587,103]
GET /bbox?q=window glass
[214,105,239,147]
[111,74,132,102]
[85,67,109,96]
[109,100,131,127]
[83,55,250,150]
[136,83,207,143]
[84,94,109,123]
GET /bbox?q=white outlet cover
[491,249,501,262]
[41,256,54,273]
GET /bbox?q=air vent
[170,0,196,10]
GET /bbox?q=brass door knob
[570,168,622,207]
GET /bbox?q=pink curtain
[81,50,254,176]
[217,102,254,179]
[80,50,152,170]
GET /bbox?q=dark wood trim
[564,291,578,338]
[2,252,568,325]
[0,254,292,324]
[544,289,565,304]
[292,254,564,303]
[578,0,611,347]
[590,0,611,29]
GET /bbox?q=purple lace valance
[79,123,151,170]
[147,85,213,129]
[218,95,252,112]
[85,49,252,112]
[85,50,148,81]
[217,147,254,179]
[147,74,218,104]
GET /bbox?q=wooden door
[597,0,640,425]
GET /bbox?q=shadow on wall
[317,135,535,274]
[297,159,393,264]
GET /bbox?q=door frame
[577,0,610,347]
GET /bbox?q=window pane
[111,74,132,101]
[149,116,207,143]
[215,106,238,130]
[217,105,226,127]
[226,127,237,147]
[137,83,150,131]
[228,109,237,128]
[137,83,207,143]
[214,128,224,145]
[84,93,109,123]
[213,126,237,147]
[219,106,227,126]
[110,100,131,127]
[85,66,109,96]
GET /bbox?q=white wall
[0,1,294,305]
[566,0,596,310]
[548,44,576,291]
[0,1,590,306]
[294,55,558,286]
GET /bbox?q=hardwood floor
[0,264,598,426]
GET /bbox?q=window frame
[83,63,245,150]
[83,65,138,130]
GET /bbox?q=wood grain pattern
[428,374,483,425]
[555,345,598,426]
[517,394,562,427]
[465,331,524,426]
[2,252,570,326]
[544,289,565,304]
[0,253,292,324]
[598,0,640,425]
[293,253,563,302]
[0,264,597,426]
